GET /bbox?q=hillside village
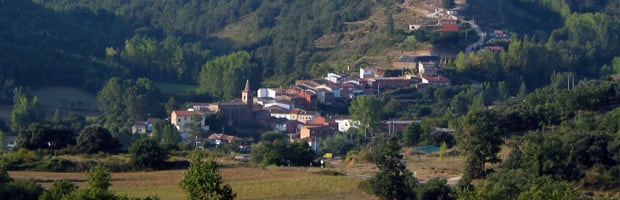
[132,0,512,153]
[132,53,455,153]
[4,0,620,199]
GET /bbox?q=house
[171,110,208,134]
[290,109,320,123]
[188,102,210,111]
[438,19,457,26]
[131,118,156,134]
[208,80,255,126]
[206,133,243,144]
[367,77,413,89]
[299,124,336,151]
[493,29,507,38]
[418,61,439,76]
[440,24,460,32]
[334,118,357,132]
[360,68,376,79]
[393,55,440,69]
[393,56,418,69]
[257,88,284,99]
[421,75,451,87]
[325,73,348,84]
[5,136,17,150]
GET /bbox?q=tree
[320,133,355,156]
[0,129,5,153]
[63,165,117,200]
[401,123,422,146]
[416,178,456,200]
[349,96,383,139]
[369,141,416,199]
[88,165,112,190]
[187,114,205,139]
[180,153,235,200]
[442,0,455,9]
[260,130,286,142]
[204,113,225,134]
[199,51,259,100]
[40,180,77,200]
[0,165,44,200]
[165,97,177,115]
[17,123,75,150]
[10,87,44,134]
[130,138,169,170]
[77,126,122,154]
[98,77,162,136]
[151,119,182,149]
[461,110,503,179]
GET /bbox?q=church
[208,80,255,126]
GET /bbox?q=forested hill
[2,0,620,98]
[0,1,130,92]
[1,0,378,94]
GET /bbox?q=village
[127,54,454,156]
[130,0,512,157]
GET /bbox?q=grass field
[10,166,371,200]
[7,150,465,200]
[0,87,101,124]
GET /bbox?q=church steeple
[244,79,251,92]
[242,80,252,105]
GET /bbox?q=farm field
[10,165,371,200]
[8,151,464,200]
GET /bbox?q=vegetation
[251,131,315,167]
[77,126,122,154]
[129,138,169,170]
[180,153,235,200]
[3,0,620,199]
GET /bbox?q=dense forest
[0,0,378,96]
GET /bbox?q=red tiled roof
[291,109,302,114]
[441,24,460,32]
[422,76,451,83]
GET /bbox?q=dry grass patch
[10,165,372,200]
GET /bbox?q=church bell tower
[241,79,252,105]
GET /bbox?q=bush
[130,138,169,170]
[317,170,345,176]
[35,158,75,172]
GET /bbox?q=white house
[334,118,359,132]
[360,68,375,79]
[171,110,209,134]
[418,61,439,76]
[257,88,283,99]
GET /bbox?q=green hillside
[1,0,620,95]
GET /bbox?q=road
[463,19,485,54]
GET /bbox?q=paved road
[463,20,485,54]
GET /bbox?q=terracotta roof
[291,109,302,114]
[441,24,460,32]
[422,76,451,83]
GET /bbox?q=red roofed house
[421,76,451,87]
[441,24,460,32]
[171,110,208,134]
[299,125,336,151]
